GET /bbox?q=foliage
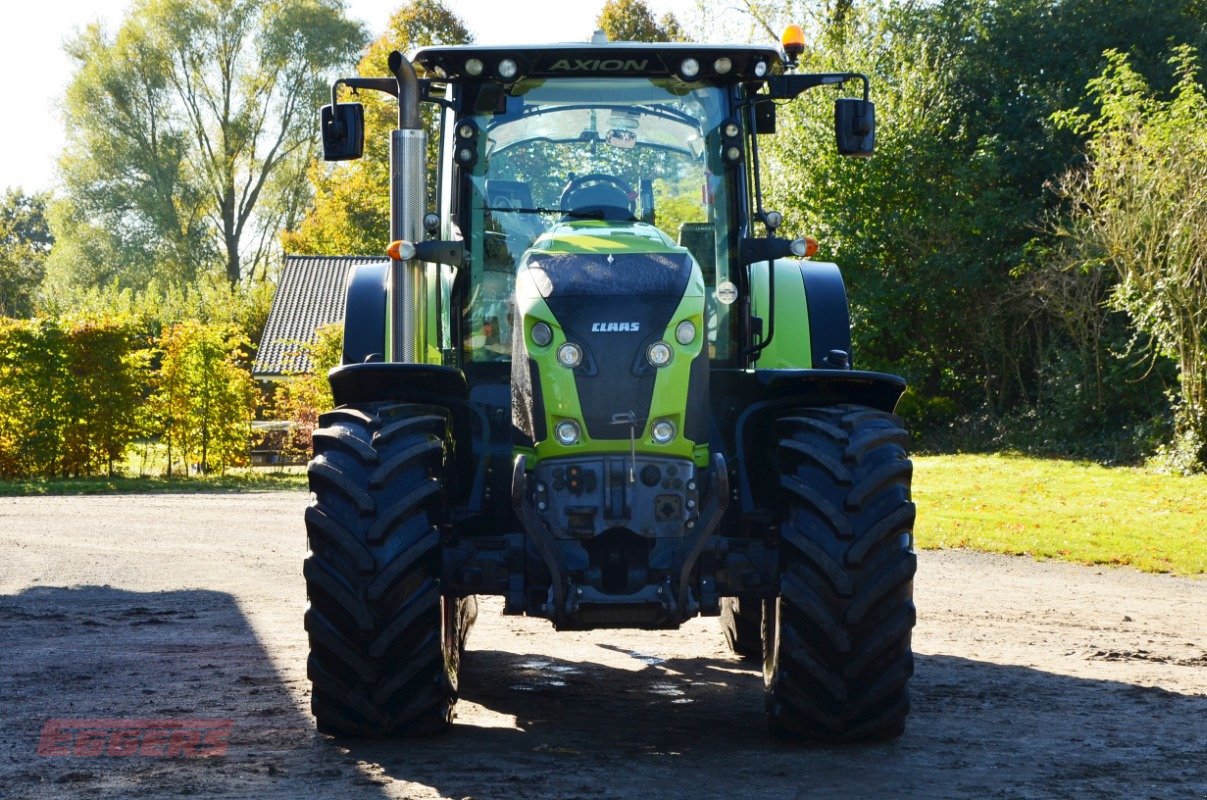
[745,0,1205,462]
[597,0,686,42]
[40,274,275,356]
[50,0,365,290]
[0,318,148,478]
[1052,47,1207,470]
[282,1,472,256]
[269,322,343,460]
[151,320,258,475]
[0,189,53,318]
[914,453,1206,575]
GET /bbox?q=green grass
[914,453,1206,575]
[0,469,306,496]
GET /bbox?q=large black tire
[304,402,474,737]
[763,404,917,741]
[719,597,762,661]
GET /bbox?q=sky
[0,0,761,196]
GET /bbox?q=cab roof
[412,42,784,83]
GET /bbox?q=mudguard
[711,368,907,517]
[341,262,389,366]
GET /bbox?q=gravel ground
[0,491,1203,799]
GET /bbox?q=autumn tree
[152,321,258,475]
[50,0,365,290]
[597,0,686,42]
[0,189,53,318]
[270,322,343,460]
[282,1,473,256]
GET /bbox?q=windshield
[455,77,736,363]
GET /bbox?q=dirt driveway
[1,491,1203,799]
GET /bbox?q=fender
[328,362,481,507]
[341,262,389,366]
[712,368,907,518]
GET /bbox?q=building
[253,255,385,379]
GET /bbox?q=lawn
[913,453,1206,575]
[0,470,306,496]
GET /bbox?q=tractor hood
[518,219,705,300]
[512,219,708,451]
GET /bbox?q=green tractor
[306,29,915,741]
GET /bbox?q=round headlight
[723,121,740,138]
[679,57,700,79]
[557,342,582,368]
[651,419,676,444]
[647,341,673,367]
[725,146,742,162]
[498,59,518,80]
[675,320,696,345]
[753,60,768,77]
[456,147,474,164]
[531,321,553,348]
[764,210,783,231]
[465,58,484,76]
[714,57,733,75]
[555,420,580,445]
[457,122,476,139]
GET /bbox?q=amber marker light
[804,236,819,258]
[387,240,416,261]
[781,24,806,63]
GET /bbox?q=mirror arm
[766,71,869,101]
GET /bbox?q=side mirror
[835,98,875,157]
[321,102,364,161]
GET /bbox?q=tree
[282,1,473,256]
[1054,47,1207,469]
[152,320,258,475]
[270,322,342,460]
[0,189,53,318]
[597,0,686,42]
[51,0,365,289]
[754,0,1206,417]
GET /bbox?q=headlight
[557,342,582,368]
[651,419,676,444]
[531,321,553,348]
[464,58,484,76]
[555,420,580,445]
[714,57,732,75]
[497,59,518,80]
[646,341,673,367]
[679,57,700,79]
[675,320,696,346]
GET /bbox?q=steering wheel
[558,173,635,217]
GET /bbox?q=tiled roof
[253,255,387,377]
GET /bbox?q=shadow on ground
[0,585,382,800]
[342,643,1206,800]
[3,587,1202,799]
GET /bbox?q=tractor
[306,26,916,741]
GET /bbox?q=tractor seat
[561,184,634,221]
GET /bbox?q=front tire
[304,402,471,737]
[764,405,916,741]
